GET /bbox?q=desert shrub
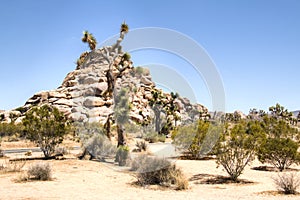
[143,132,159,143]
[216,122,257,182]
[173,120,221,159]
[0,159,26,173]
[135,141,147,152]
[84,133,117,161]
[131,155,188,190]
[256,117,300,171]
[158,134,166,143]
[23,105,70,158]
[27,162,52,181]
[132,66,148,77]
[7,134,20,142]
[258,137,300,171]
[273,172,300,194]
[0,122,23,137]
[115,145,130,166]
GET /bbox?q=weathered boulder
[83,97,106,107]
[53,99,73,107]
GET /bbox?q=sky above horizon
[0,0,299,114]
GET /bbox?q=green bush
[130,155,188,190]
[27,162,52,181]
[0,123,24,137]
[143,132,159,143]
[158,134,166,143]
[256,116,300,171]
[258,138,300,171]
[216,122,257,182]
[23,105,70,158]
[173,120,221,159]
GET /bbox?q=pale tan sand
[0,157,299,200]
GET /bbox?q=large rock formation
[0,43,207,126]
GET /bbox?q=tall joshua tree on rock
[81,30,97,50]
[76,31,98,68]
[102,22,131,146]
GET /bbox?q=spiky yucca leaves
[81,30,97,50]
[120,22,129,34]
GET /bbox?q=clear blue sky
[0,0,299,113]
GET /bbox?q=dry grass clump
[130,155,188,190]
[55,146,69,155]
[83,134,117,161]
[0,159,26,173]
[135,141,147,152]
[27,162,52,181]
[273,172,300,195]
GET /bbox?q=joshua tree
[149,89,166,133]
[102,22,131,99]
[81,30,97,50]
[76,30,97,69]
[120,22,129,34]
[114,88,130,147]
[269,103,293,122]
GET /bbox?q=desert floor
[1,140,300,200]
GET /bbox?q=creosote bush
[130,155,188,190]
[27,162,52,181]
[23,105,70,158]
[216,122,256,182]
[84,133,117,161]
[173,120,221,159]
[273,172,300,194]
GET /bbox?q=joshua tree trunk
[154,108,161,133]
[104,114,113,140]
[117,124,126,147]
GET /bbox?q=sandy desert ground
[1,140,300,200]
